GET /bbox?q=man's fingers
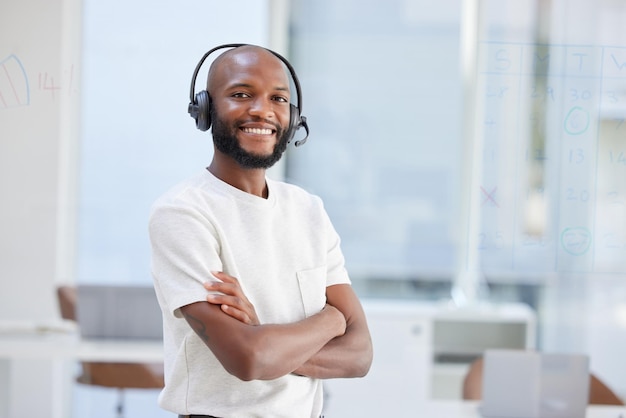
[206,293,242,307]
[206,294,253,325]
[205,272,260,326]
[206,294,259,326]
[220,304,253,325]
[205,281,242,297]
[210,270,239,284]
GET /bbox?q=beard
[210,107,289,169]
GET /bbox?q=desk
[324,299,537,412]
[76,338,164,362]
[323,400,626,418]
[0,326,163,418]
[416,401,625,418]
[0,333,163,362]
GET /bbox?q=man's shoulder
[269,180,331,223]
[270,179,321,202]
[150,171,213,214]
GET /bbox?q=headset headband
[187,43,309,146]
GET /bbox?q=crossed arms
[180,271,373,381]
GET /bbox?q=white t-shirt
[149,170,351,417]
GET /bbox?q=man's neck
[207,159,268,198]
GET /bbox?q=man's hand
[292,284,372,379]
[204,271,260,325]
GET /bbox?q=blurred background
[2,0,626,416]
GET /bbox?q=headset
[187,43,309,147]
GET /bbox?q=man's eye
[273,96,288,103]
[232,92,250,98]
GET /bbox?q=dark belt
[178,415,219,418]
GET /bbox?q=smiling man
[149,44,373,418]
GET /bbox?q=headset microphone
[293,117,309,147]
[188,43,310,146]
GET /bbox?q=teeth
[242,127,272,135]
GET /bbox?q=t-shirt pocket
[296,266,327,317]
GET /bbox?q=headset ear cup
[195,90,212,131]
[286,103,301,143]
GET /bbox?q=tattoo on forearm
[184,312,210,343]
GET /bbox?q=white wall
[0,0,81,322]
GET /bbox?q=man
[149,44,373,418]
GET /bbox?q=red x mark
[481,186,499,207]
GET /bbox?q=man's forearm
[183,301,347,381]
[243,304,347,380]
[292,320,373,379]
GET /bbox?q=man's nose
[248,97,275,119]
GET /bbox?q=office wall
[0,0,81,321]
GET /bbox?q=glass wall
[287,0,626,399]
[288,0,464,287]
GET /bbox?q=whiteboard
[0,0,81,320]
[476,41,626,277]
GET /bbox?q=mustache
[236,117,281,132]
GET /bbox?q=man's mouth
[241,127,274,135]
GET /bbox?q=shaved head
[207,45,290,96]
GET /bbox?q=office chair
[57,285,165,418]
[462,356,624,405]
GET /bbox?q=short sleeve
[149,201,222,317]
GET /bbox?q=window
[287,0,464,292]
